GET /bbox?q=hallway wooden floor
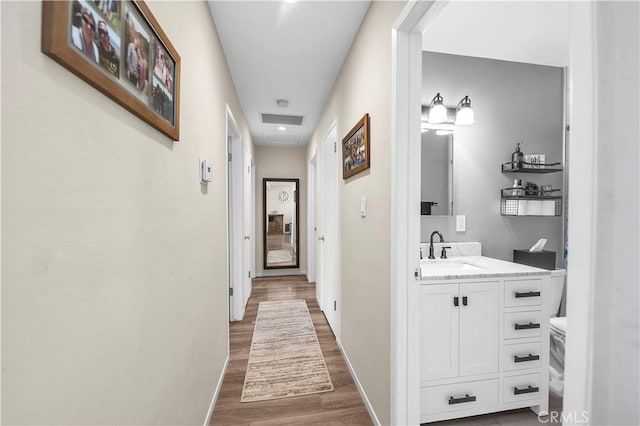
[210,275,372,425]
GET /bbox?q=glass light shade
[429,104,448,123]
[455,107,474,125]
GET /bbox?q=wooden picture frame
[42,0,181,141]
[342,113,370,179]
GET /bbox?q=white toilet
[548,271,567,397]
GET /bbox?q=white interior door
[227,106,244,321]
[319,122,339,336]
[308,152,317,284]
[242,146,253,306]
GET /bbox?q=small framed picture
[524,154,546,168]
[342,114,370,179]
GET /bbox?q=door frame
[226,104,245,322]
[390,1,597,423]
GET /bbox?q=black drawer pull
[515,291,541,298]
[515,322,541,330]
[448,394,476,405]
[514,353,540,363]
[462,296,468,306]
[453,296,459,307]
[514,385,539,395]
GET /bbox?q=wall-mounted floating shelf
[501,161,563,174]
[500,188,563,216]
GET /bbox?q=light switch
[456,215,466,232]
[360,197,366,218]
[199,158,213,184]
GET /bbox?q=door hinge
[414,269,420,279]
[229,287,233,296]
[334,142,336,153]
[334,300,336,311]
[248,271,251,278]
[248,165,251,173]
[228,153,232,162]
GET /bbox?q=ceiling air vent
[264,134,299,145]
[261,113,304,126]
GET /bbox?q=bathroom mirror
[421,131,453,216]
[263,178,299,269]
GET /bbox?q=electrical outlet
[456,215,466,232]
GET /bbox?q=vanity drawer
[503,373,541,403]
[502,342,542,371]
[421,379,498,416]
[504,311,542,339]
[504,279,542,308]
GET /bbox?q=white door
[242,146,253,306]
[227,106,244,321]
[318,123,339,335]
[420,283,460,382]
[308,152,317,285]
[459,281,500,376]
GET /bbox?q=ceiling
[208,1,371,147]
[422,1,569,67]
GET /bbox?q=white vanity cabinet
[419,272,550,423]
[420,281,499,381]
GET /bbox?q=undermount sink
[420,258,484,273]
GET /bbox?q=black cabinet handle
[515,322,541,330]
[462,296,468,306]
[514,385,539,395]
[453,296,459,307]
[515,291,541,298]
[448,394,476,405]
[514,353,540,363]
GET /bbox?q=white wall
[421,52,565,266]
[306,2,406,423]
[589,2,639,424]
[1,2,252,424]
[254,145,307,275]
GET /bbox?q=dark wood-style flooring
[210,275,563,426]
[210,275,372,425]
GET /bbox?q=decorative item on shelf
[512,143,524,168]
[524,154,546,169]
[512,178,524,196]
[524,181,539,196]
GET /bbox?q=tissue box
[513,249,556,270]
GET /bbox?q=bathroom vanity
[419,244,562,423]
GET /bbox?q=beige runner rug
[240,299,334,402]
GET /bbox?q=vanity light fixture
[427,93,448,124]
[426,93,475,127]
[278,126,287,131]
[436,129,454,136]
[455,95,475,125]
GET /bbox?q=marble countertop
[420,255,564,281]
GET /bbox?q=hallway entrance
[210,275,371,424]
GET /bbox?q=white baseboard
[203,354,229,426]
[255,269,307,278]
[336,338,381,426]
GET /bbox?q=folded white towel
[550,316,567,333]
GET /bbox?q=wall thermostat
[199,158,213,183]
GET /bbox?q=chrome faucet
[429,231,444,259]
